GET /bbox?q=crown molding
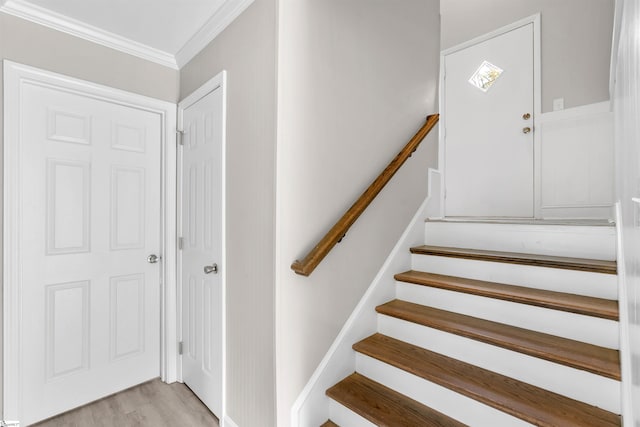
[175,0,255,68]
[0,0,255,71]
[0,0,179,69]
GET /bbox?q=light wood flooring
[30,379,219,427]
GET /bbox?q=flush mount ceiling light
[469,60,504,92]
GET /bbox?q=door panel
[19,82,162,425]
[180,86,223,416]
[445,23,535,217]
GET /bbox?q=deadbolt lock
[204,263,218,274]
[523,113,531,120]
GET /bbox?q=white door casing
[3,61,178,423]
[178,71,226,418]
[441,15,541,218]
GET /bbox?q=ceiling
[0,0,254,68]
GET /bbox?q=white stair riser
[424,222,616,261]
[355,353,534,427]
[411,254,618,299]
[377,315,622,413]
[328,399,376,427]
[395,282,619,349]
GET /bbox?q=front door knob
[204,263,218,274]
[523,127,532,134]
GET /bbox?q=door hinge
[178,237,184,250]
[177,129,185,146]
[178,341,183,355]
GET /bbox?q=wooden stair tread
[395,270,619,320]
[354,334,621,427]
[410,245,617,274]
[326,373,466,427]
[320,421,339,427]
[376,300,620,380]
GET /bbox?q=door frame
[176,71,227,420]
[2,60,178,420]
[438,14,542,218]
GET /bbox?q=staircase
[322,221,621,426]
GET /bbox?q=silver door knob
[523,127,532,134]
[147,254,160,264]
[204,263,218,274]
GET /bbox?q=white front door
[179,78,224,417]
[7,68,163,425]
[444,22,535,217]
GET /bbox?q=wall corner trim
[174,0,255,68]
[0,0,179,69]
[222,415,240,427]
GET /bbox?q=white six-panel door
[3,62,172,425]
[179,77,225,418]
[444,22,535,218]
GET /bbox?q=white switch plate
[553,98,565,111]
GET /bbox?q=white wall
[275,1,440,426]
[179,0,278,426]
[441,0,615,112]
[0,12,180,416]
[612,0,640,424]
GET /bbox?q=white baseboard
[290,195,433,427]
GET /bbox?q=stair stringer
[291,187,438,427]
[615,202,634,427]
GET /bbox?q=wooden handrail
[291,114,440,276]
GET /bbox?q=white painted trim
[176,71,228,421]
[439,14,542,219]
[0,0,178,69]
[175,0,255,68]
[0,0,256,70]
[610,0,624,102]
[2,60,178,420]
[532,14,543,219]
[537,101,614,216]
[161,88,179,386]
[537,101,611,123]
[424,168,443,219]
[222,415,240,427]
[441,14,542,56]
[291,193,434,427]
[616,202,634,427]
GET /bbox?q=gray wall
[0,11,180,415]
[179,0,278,425]
[441,0,615,112]
[613,0,640,424]
[275,0,440,425]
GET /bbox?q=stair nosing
[410,245,617,274]
[394,270,619,320]
[376,299,621,380]
[354,333,620,427]
[326,372,467,427]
